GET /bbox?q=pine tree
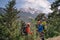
[0,0,20,40]
[4,0,20,28]
[35,13,45,21]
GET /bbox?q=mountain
[19,7,42,22]
[0,8,5,14]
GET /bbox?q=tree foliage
[0,0,20,40]
[46,0,60,38]
[35,13,45,21]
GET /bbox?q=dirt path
[47,36,60,40]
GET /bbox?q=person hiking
[36,20,45,40]
[25,23,32,35]
[42,16,47,33]
[25,23,33,40]
[20,21,27,35]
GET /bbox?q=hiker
[42,16,47,33]
[25,23,32,35]
[25,23,33,40]
[20,21,26,35]
[36,20,45,40]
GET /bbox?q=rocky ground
[47,36,60,40]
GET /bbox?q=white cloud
[42,8,53,14]
[58,6,60,10]
[17,0,53,14]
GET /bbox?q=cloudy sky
[0,0,55,14]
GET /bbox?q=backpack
[42,21,47,29]
[42,21,47,32]
[21,26,28,35]
[23,27,26,33]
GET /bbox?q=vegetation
[0,0,20,40]
[35,13,45,21]
[45,0,60,38]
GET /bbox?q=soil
[47,36,60,40]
